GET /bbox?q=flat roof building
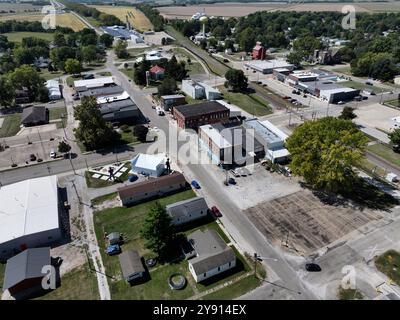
[74,77,115,92]
[99,98,140,123]
[298,80,359,103]
[173,101,230,130]
[78,86,124,99]
[246,59,294,74]
[0,176,61,259]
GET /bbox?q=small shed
[107,232,123,245]
[119,250,145,282]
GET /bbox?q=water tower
[199,16,208,37]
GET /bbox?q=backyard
[34,263,100,300]
[375,250,400,285]
[0,114,21,138]
[219,86,272,116]
[93,189,261,299]
[49,106,67,121]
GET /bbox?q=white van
[50,149,56,159]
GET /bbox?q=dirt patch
[244,189,385,255]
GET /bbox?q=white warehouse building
[181,79,221,100]
[46,79,62,100]
[0,176,61,259]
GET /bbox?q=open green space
[332,66,352,76]
[375,250,400,285]
[219,86,272,116]
[172,47,206,76]
[34,263,99,300]
[39,70,64,81]
[367,143,400,167]
[66,75,83,87]
[120,68,134,80]
[120,125,140,145]
[338,287,363,300]
[2,31,53,43]
[85,162,131,189]
[49,106,67,121]
[91,192,118,206]
[0,114,21,138]
[340,80,381,94]
[385,99,400,108]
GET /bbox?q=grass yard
[340,80,381,94]
[0,114,21,138]
[66,75,83,87]
[375,250,400,285]
[2,31,53,43]
[91,192,118,206]
[120,68,134,80]
[120,125,140,145]
[49,107,67,121]
[172,47,206,75]
[219,87,272,116]
[367,143,400,167]
[338,287,363,300]
[358,158,386,178]
[88,5,153,31]
[39,69,64,81]
[332,66,352,76]
[34,263,99,300]
[85,162,131,189]
[385,99,400,108]
[93,189,197,299]
[201,275,261,300]
[187,62,206,76]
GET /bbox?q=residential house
[187,229,236,283]
[21,106,49,127]
[117,172,188,206]
[149,65,165,81]
[46,80,62,100]
[166,197,209,226]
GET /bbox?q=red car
[210,206,222,218]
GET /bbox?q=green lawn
[367,143,400,167]
[120,125,140,145]
[332,66,352,76]
[85,162,131,189]
[49,107,67,121]
[340,80,381,94]
[187,62,206,76]
[220,87,272,116]
[34,263,99,300]
[120,68,134,80]
[375,250,400,285]
[0,114,21,138]
[358,158,386,178]
[172,47,206,75]
[91,192,118,206]
[96,71,112,77]
[338,287,363,300]
[201,275,261,300]
[385,100,400,108]
[3,31,53,43]
[39,69,64,81]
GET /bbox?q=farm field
[88,5,153,31]
[0,12,86,31]
[0,3,42,14]
[2,31,54,43]
[157,2,400,19]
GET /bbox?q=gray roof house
[3,247,51,296]
[119,250,145,282]
[166,197,209,226]
[187,229,236,283]
[21,106,49,127]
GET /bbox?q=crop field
[0,12,86,31]
[158,2,400,19]
[88,5,153,31]
[0,3,42,14]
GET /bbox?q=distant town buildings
[252,41,266,60]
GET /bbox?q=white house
[130,153,166,177]
[0,176,61,259]
[46,79,62,100]
[187,229,236,283]
[166,197,209,226]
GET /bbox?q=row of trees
[137,4,165,32]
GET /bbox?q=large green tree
[140,201,174,257]
[389,128,400,153]
[0,75,15,107]
[224,69,248,92]
[9,65,45,101]
[74,97,121,150]
[114,40,128,59]
[157,77,177,97]
[286,117,368,193]
[64,58,82,75]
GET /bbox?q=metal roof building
[0,176,61,259]
[74,77,115,92]
[3,247,51,296]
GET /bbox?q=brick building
[173,101,230,130]
[252,41,266,60]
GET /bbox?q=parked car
[210,206,222,218]
[106,244,121,256]
[50,149,56,159]
[282,95,291,100]
[228,177,236,185]
[223,58,229,63]
[191,180,201,189]
[305,263,321,272]
[292,90,297,94]
[337,101,345,105]
[230,169,240,177]
[83,74,94,80]
[29,154,37,161]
